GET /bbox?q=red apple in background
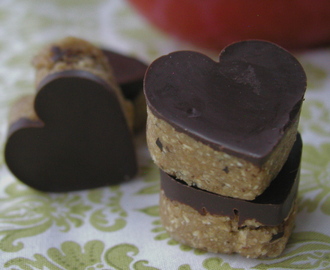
[127,0,330,51]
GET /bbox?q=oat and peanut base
[147,108,298,200]
[32,36,134,129]
[160,191,296,258]
[8,95,38,126]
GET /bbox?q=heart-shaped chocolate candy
[102,49,148,131]
[145,40,306,164]
[5,70,137,192]
[102,49,147,101]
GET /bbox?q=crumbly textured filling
[32,37,115,87]
[8,95,37,125]
[160,191,296,258]
[147,108,298,200]
[32,37,134,129]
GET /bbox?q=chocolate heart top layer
[102,49,147,100]
[5,70,137,192]
[144,40,306,164]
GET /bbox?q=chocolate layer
[5,70,137,192]
[161,133,302,226]
[145,41,306,165]
[102,49,147,100]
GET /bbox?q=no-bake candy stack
[144,40,306,258]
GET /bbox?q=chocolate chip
[223,166,229,174]
[156,138,163,152]
[51,46,64,62]
[270,231,284,242]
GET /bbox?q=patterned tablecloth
[0,1,329,269]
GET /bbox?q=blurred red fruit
[127,0,330,51]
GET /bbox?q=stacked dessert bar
[144,40,306,258]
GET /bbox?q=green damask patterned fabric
[0,0,329,269]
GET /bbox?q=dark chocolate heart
[5,70,137,192]
[102,49,147,100]
[145,40,306,164]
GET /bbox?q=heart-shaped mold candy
[102,49,148,131]
[5,70,137,192]
[102,49,147,100]
[145,40,306,199]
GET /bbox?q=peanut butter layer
[160,191,297,258]
[8,95,37,126]
[147,108,299,200]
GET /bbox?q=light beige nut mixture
[8,95,38,126]
[32,36,134,129]
[160,191,297,258]
[147,108,298,200]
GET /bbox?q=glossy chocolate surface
[145,41,306,165]
[102,49,147,100]
[161,134,302,226]
[5,70,137,192]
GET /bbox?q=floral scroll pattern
[4,240,159,270]
[0,181,128,253]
